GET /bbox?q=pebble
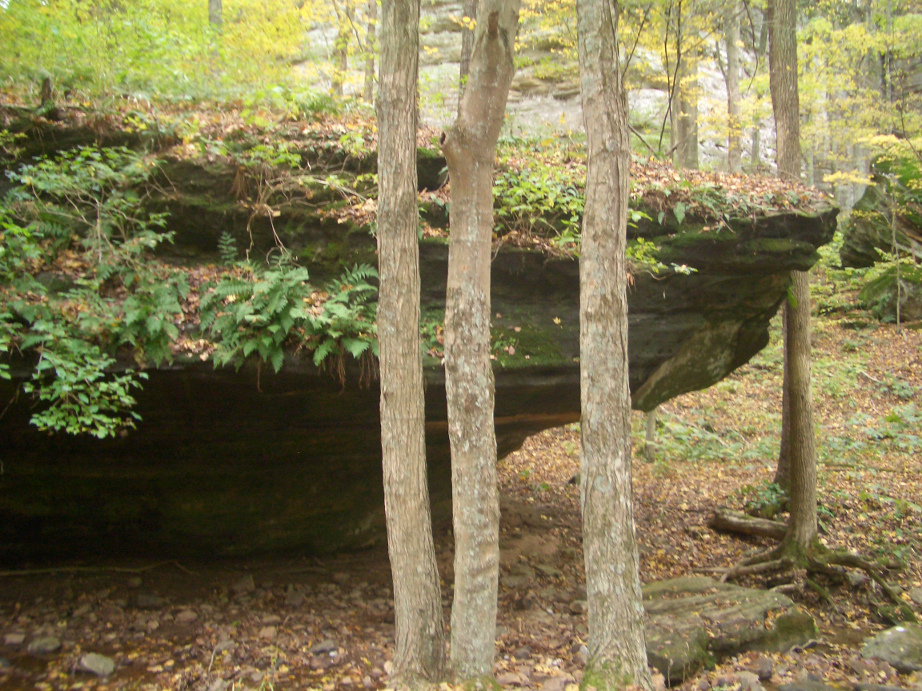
[176,609,198,623]
[232,575,256,595]
[135,593,166,610]
[652,672,667,691]
[262,614,281,624]
[514,646,532,660]
[750,655,775,680]
[77,652,116,677]
[3,633,25,647]
[311,638,338,655]
[26,636,61,654]
[911,588,922,607]
[126,576,143,588]
[258,626,278,641]
[568,600,587,615]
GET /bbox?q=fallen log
[709,507,787,540]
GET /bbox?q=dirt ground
[0,318,920,691]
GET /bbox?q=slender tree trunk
[773,304,791,491]
[332,0,353,97]
[577,0,653,687]
[675,53,699,170]
[441,0,520,679]
[779,271,818,552]
[460,0,479,89]
[726,3,742,173]
[377,0,447,683]
[644,407,658,464]
[768,0,816,553]
[767,0,800,181]
[363,0,377,103]
[209,0,222,29]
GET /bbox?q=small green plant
[218,231,239,265]
[201,262,378,377]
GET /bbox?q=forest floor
[0,310,920,691]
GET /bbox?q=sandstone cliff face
[0,113,837,556]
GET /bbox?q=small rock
[862,624,922,673]
[77,652,116,677]
[577,644,589,665]
[574,585,588,600]
[696,678,711,691]
[214,638,235,653]
[569,600,587,615]
[737,670,764,691]
[383,660,394,675]
[285,587,305,607]
[750,655,775,681]
[497,671,525,685]
[652,672,667,691]
[27,636,61,654]
[363,675,373,688]
[311,638,337,655]
[207,680,229,691]
[175,609,198,623]
[232,575,256,595]
[536,564,562,577]
[514,646,532,660]
[134,593,166,610]
[258,626,278,641]
[262,614,282,624]
[847,571,870,588]
[126,576,143,588]
[3,633,25,647]
[147,619,160,632]
[910,588,922,607]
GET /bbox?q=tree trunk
[779,271,818,553]
[576,0,653,687]
[209,0,222,29]
[363,0,377,103]
[726,3,742,173]
[773,305,791,491]
[767,0,800,181]
[376,0,447,683]
[441,0,520,679]
[644,407,657,464]
[332,1,353,97]
[675,54,699,170]
[460,0,479,90]
[768,0,816,554]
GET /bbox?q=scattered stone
[696,678,710,691]
[232,575,256,595]
[535,563,562,577]
[147,619,160,632]
[258,626,278,641]
[311,638,337,655]
[862,624,922,673]
[207,680,228,691]
[573,584,588,600]
[498,671,527,686]
[262,614,281,625]
[383,660,394,675]
[77,652,116,677]
[750,655,775,680]
[134,593,166,609]
[175,609,198,623]
[652,672,667,691]
[126,576,143,588]
[3,633,25,647]
[26,636,61,654]
[72,604,91,617]
[777,682,838,691]
[214,638,235,653]
[577,644,589,665]
[285,586,305,607]
[363,675,373,688]
[737,670,764,691]
[910,589,922,607]
[513,646,532,660]
[568,600,587,615]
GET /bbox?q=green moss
[581,659,636,691]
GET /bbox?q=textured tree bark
[460,0,479,89]
[576,0,653,688]
[363,0,377,103]
[768,0,817,553]
[208,0,222,29]
[726,3,742,173]
[441,0,519,679]
[376,0,447,683]
[331,1,353,97]
[675,55,699,170]
[779,271,818,552]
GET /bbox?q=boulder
[862,624,922,673]
[642,576,817,683]
[0,117,838,557]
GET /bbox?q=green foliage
[1,145,184,436]
[492,166,584,242]
[0,0,308,99]
[20,330,147,438]
[201,262,378,374]
[218,231,239,265]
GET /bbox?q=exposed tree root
[709,511,904,604]
[0,560,197,578]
